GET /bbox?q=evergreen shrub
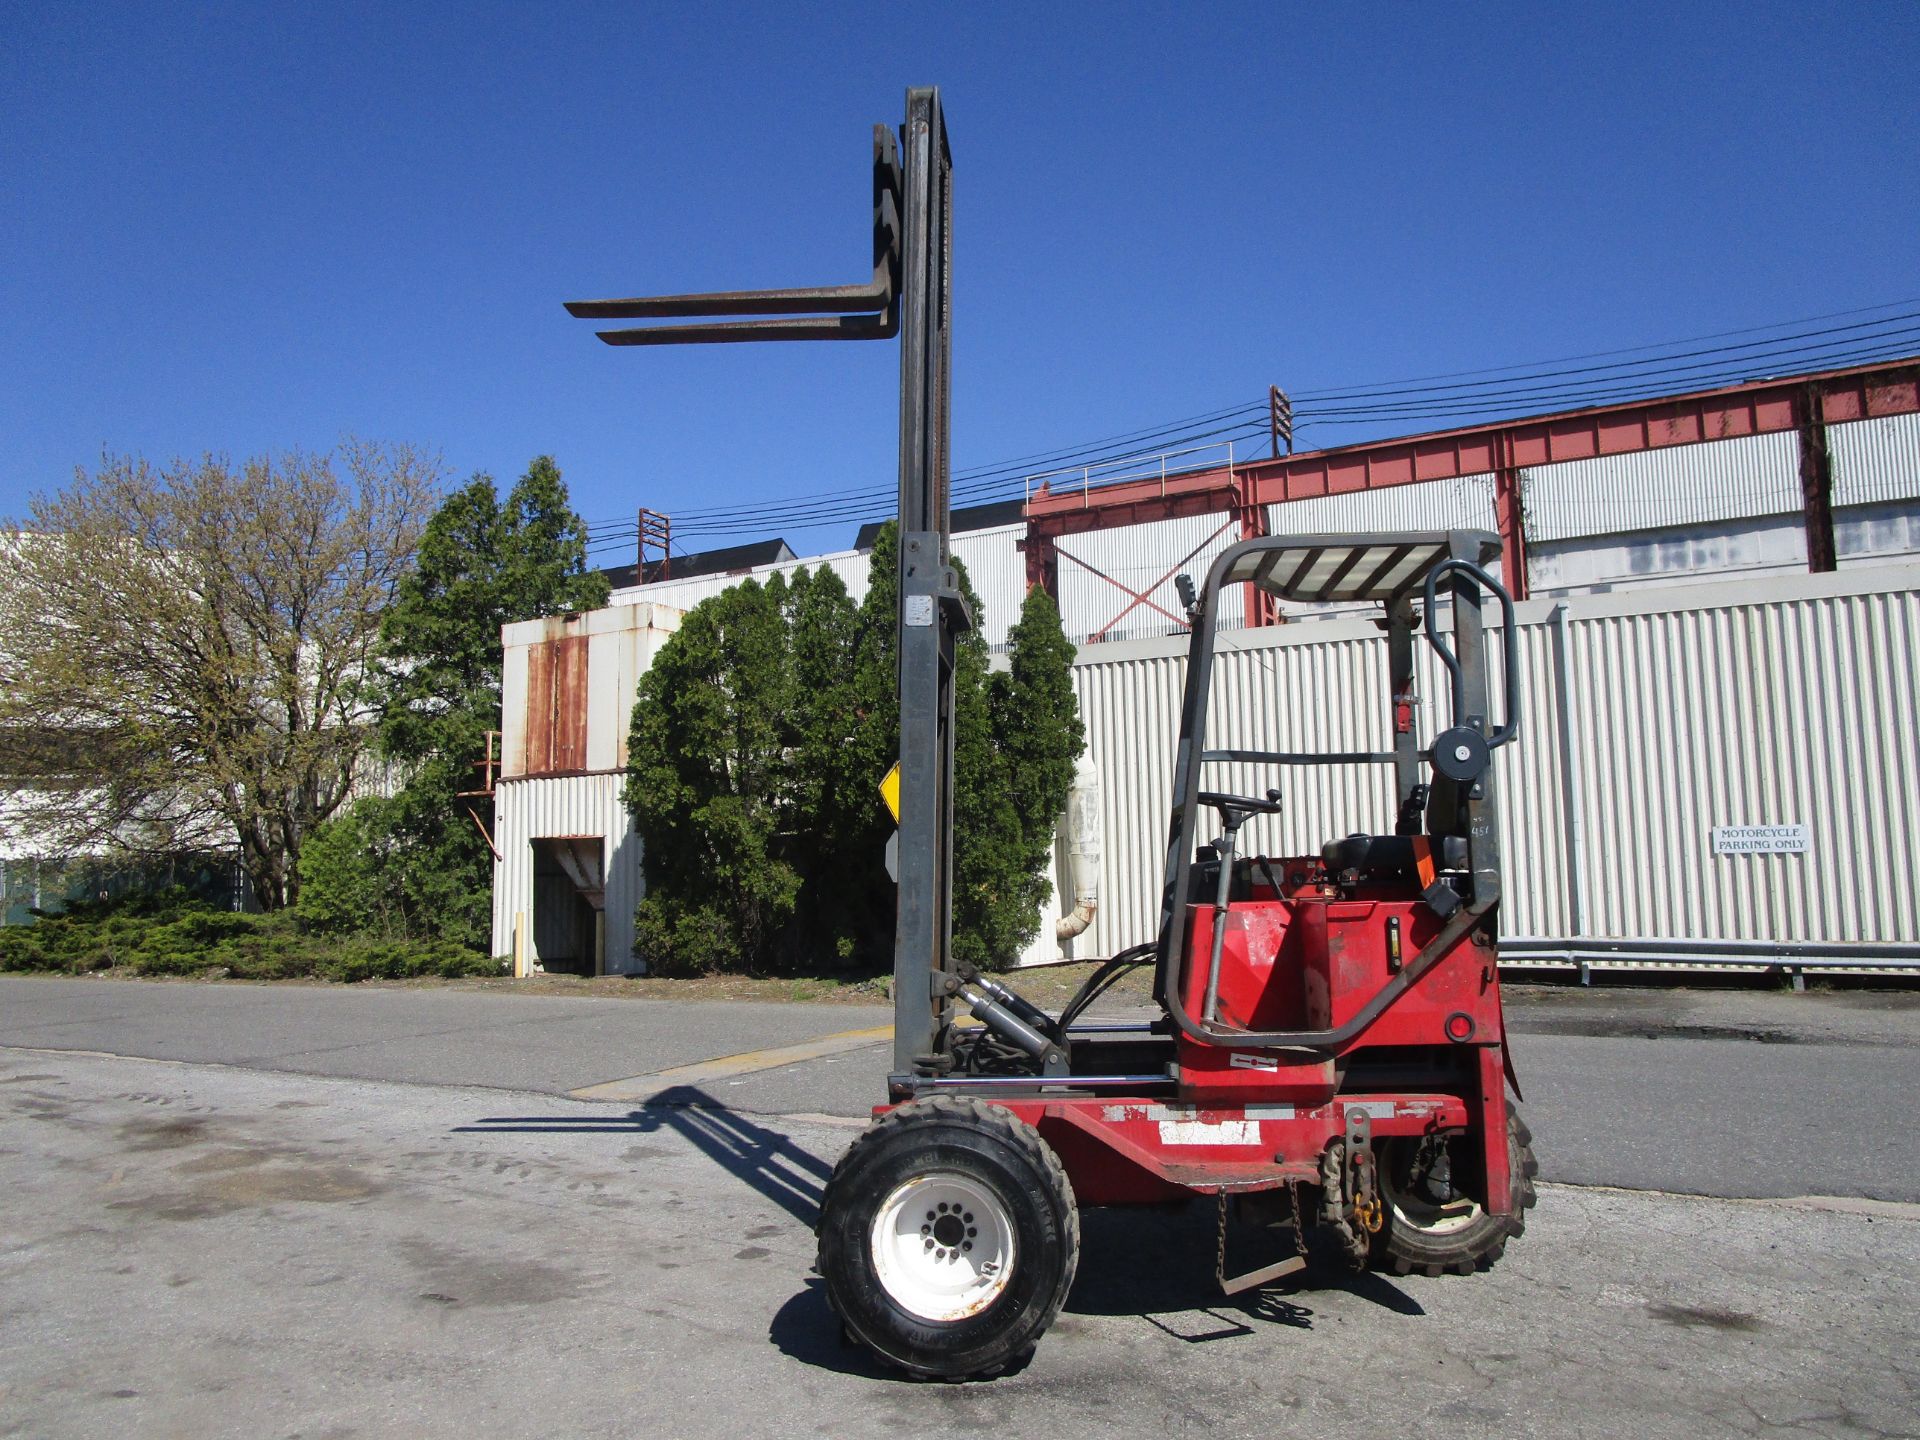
[0,889,504,982]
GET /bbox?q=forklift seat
[1321,832,1467,883]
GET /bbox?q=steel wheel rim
[869,1173,1016,1322]
[1387,1190,1482,1235]
[1385,1139,1483,1235]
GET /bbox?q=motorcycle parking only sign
[1711,823,1809,856]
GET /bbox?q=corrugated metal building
[507,362,1920,976]
[1048,563,1920,974]
[491,602,682,975]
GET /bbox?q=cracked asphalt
[1,977,1916,1438]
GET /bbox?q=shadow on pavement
[767,1279,1038,1383]
[768,1280,894,1381]
[455,1084,836,1226]
[1067,1203,1422,1333]
[458,1091,1425,1378]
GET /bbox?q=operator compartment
[1176,840,1503,1101]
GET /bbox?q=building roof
[598,537,795,590]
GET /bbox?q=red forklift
[569,88,1536,1380]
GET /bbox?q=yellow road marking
[568,1024,893,1101]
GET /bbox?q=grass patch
[0,888,505,983]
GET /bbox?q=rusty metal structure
[1021,358,1920,613]
[635,508,672,582]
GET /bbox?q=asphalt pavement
[2,975,1916,1202]
[2,1046,1914,1440]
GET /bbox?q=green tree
[626,579,800,974]
[624,521,1082,975]
[782,564,892,967]
[990,585,1085,875]
[304,457,607,946]
[850,523,1082,970]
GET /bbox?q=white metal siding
[1564,579,1920,945]
[604,535,1031,646]
[1264,474,1498,537]
[1064,641,1189,961]
[491,773,644,975]
[1057,512,1241,643]
[1523,430,1800,543]
[1829,412,1920,508]
[950,524,1027,649]
[1837,498,1920,564]
[1046,564,1920,964]
[1529,514,1811,595]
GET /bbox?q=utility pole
[636,508,672,581]
[1270,385,1294,457]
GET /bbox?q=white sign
[1712,824,1809,856]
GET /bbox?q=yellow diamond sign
[879,761,901,823]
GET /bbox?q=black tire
[1372,1106,1538,1278]
[815,1096,1079,1379]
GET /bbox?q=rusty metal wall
[521,635,588,775]
[491,772,643,975]
[501,604,683,780]
[1040,562,1920,972]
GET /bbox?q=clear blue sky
[4,2,1916,566]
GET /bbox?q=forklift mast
[564,89,960,1080]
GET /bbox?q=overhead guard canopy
[1217,530,1501,605]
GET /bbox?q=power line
[1288,297,1920,397]
[1291,311,1920,406]
[582,401,1266,532]
[666,422,1278,538]
[581,303,1920,552]
[1289,337,1920,429]
[658,416,1272,535]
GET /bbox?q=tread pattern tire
[816,1097,1079,1380]
[1373,1107,1538,1278]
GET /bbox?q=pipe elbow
[1055,894,1097,941]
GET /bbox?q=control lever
[1195,789,1282,1024]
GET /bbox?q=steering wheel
[1197,789,1282,829]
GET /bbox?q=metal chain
[1213,1187,1229,1290]
[1319,1140,1371,1270]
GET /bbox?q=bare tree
[0,441,443,907]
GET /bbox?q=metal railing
[1024,441,1237,511]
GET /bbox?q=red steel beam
[1024,356,1920,544]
